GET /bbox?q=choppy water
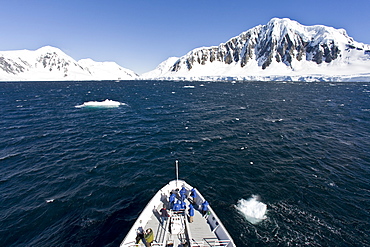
[1,81,369,246]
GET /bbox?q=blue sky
[1,0,369,74]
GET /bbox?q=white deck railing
[191,238,231,247]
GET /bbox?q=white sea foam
[264,118,283,123]
[75,99,124,108]
[236,195,267,224]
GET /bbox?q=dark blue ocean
[1,81,369,247]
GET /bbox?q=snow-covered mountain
[142,18,370,82]
[78,58,138,80]
[0,46,138,81]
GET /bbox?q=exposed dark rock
[0,57,26,74]
[171,60,181,72]
[224,51,233,64]
[313,48,323,64]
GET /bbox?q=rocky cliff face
[0,56,29,75]
[161,18,370,79]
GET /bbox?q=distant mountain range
[1,18,370,82]
[0,46,138,81]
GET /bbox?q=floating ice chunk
[75,99,124,108]
[236,195,267,224]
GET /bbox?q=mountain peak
[36,45,64,54]
[267,17,297,26]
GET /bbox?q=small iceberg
[235,195,267,224]
[75,99,123,108]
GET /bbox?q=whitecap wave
[75,99,124,108]
[236,195,267,224]
[264,118,283,123]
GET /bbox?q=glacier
[142,18,370,82]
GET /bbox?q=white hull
[120,179,236,247]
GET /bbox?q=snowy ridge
[141,57,179,78]
[142,18,370,82]
[78,58,138,80]
[0,46,138,81]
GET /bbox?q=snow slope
[78,58,138,80]
[0,46,138,81]
[142,18,370,82]
[141,57,179,79]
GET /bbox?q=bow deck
[120,180,235,247]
